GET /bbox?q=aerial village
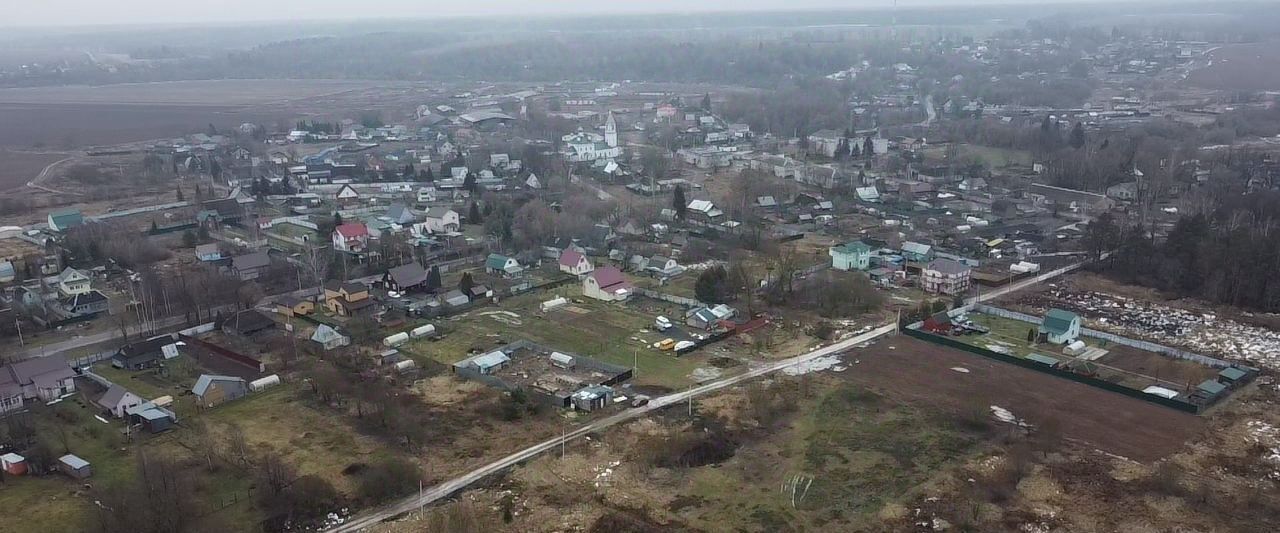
[0,23,1279,533]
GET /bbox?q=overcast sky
[7,0,1105,28]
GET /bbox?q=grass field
[404,286,703,387]
[924,143,1033,170]
[0,390,255,533]
[201,385,393,495]
[642,383,981,531]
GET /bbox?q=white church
[562,112,622,163]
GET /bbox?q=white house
[418,207,460,234]
[96,384,145,419]
[332,223,370,253]
[583,266,633,302]
[646,256,684,277]
[921,259,972,296]
[558,248,595,277]
[310,324,351,351]
[56,268,92,297]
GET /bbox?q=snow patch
[784,355,844,376]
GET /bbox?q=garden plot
[1016,284,1280,371]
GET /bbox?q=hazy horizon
[5,0,1144,29]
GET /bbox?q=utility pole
[15,319,23,346]
[687,383,693,417]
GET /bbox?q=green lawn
[956,313,1052,360]
[404,286,702,387]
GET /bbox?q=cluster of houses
[830,239,973,296]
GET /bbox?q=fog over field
[9,0,1116,27]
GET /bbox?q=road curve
[330,323,899,532]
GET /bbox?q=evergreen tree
[863,136,874,158]
[459,272,474,295]
[426,265,442,291]
[694,265,732,304]
[425,166,435,182]
[468,201,483,224]
[334,213,344,228]
[1069,122,1086,149]
[463,173,477,192]
[701,93,712,111]
[673,186,687,219]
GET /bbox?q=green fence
[901,326,1202,414]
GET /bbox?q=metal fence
[901,325,1201,413]
[635,288,701,308]
[972,304,1233,369]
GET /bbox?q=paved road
[966,255,1104,306]
[329,323,898,532]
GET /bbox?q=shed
[1,453,27,476]
[58,454,92,479]
[125,402,177,433]
[192,375,248,408]
[921,311,953,334]
[1218,366,1249,384]
[1193,379,1226,401]
[456,351,510,375]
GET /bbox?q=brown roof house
[324,280,376,317]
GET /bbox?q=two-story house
[332,223,370,254]
[56,268,91,297]
[830,241,872,271]
[324,280,376,317]
[418,207,460,234]
[921,259,972,296]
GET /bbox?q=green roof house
[1218,366,1249,384]
[1038,308,1081,344]
[485,253,523,277]
[1192,379,1226,402]
[47,209,84,232]
[830,241,872,271]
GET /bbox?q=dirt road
[328,323,899,532]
